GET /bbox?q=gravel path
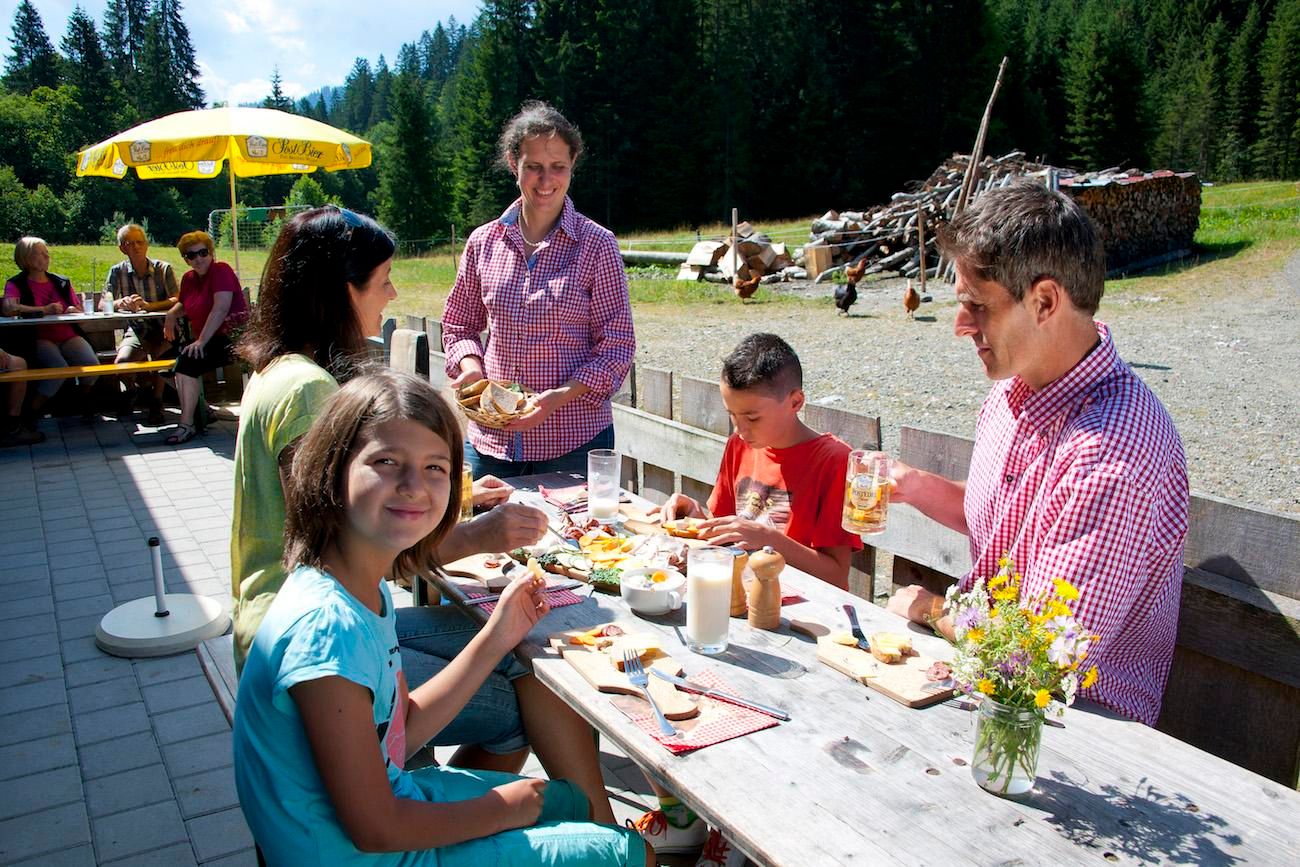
[631,252,1300,515]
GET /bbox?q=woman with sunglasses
[163,230,249,445]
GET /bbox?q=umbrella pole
[228,167,241,281]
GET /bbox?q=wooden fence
[380,318,1300,788]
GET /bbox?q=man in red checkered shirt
[442,102,634,477]
[886,181,1188,726]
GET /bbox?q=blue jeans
[395,605,530,755]
[466,424,615,479]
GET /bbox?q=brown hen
[734,274,761,299]
[904,279,921,319]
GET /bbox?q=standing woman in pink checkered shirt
[442,102,635,477]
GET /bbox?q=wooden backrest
[874,425,1300,787]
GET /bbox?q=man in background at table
[104,223,178,425]
[885,180,1188,727]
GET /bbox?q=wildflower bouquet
[943,556,1099,794]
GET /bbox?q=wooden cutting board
[549,626,699,720]
[790,618,955,709]
[442,552,516,590]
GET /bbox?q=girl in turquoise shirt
[233,369,649,866]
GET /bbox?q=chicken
[834,257,867,315]
[903,279,921,319]
[734,273,761,300]
[833,281,857,315]
[844,258,868,285]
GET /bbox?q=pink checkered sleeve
[570,232,634,406]
[442,232,488,377]
[1023,467,1182,725]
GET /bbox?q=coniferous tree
[60,6,122,142]
[378,72,445,239]
[1219,2,1264,180]
[136,0,204,116]
[1253,0,1300,177]
[370,55,393,127]
[264,67,293,111]
[339,58,374,132]
[4,0,61,93]
[1063,0,1148,169]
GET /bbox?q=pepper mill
[728,548,749,617]
[747,546,784,630]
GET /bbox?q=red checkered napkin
[780,584,805,605]
[614,670,780,754]
[460,586,587,615]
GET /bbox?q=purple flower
[997,651,1028,678]
[955,607,985,631]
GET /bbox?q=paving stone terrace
[0,412,664,866]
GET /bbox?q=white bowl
[620,567,685,616]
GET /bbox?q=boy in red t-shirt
[661,332,862,589]
[636,334,865,864]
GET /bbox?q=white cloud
[219,0,302,35]
[227,78,273,106]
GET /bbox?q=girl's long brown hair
[283,369,463,583]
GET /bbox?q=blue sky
[3,0,483,105]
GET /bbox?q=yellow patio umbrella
[75,106,373,278]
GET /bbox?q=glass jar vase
[971,698,1043,796]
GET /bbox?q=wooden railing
[379,317,1300,788]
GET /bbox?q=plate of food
[455,379,535,429]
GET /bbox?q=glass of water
[586,449,620,524]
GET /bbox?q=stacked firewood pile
[679,221,803,284]
[1063,171,1200,272]
[808,151,1200,281]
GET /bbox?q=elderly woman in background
[2,236,100,422]
[162,230,248,445]
[441,101,635,477]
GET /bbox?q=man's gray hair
[117,223,146,245]
[938,180,1105,314]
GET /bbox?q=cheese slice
[604,634,664,670]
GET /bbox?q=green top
[230,353,339,674]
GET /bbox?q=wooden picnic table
[430,474,1300,867]
[0,310,169,328]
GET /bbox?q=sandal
[165,423,196,445]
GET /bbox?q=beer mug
[842,450,891,535]
[459,465,474,522]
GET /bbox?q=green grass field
[29,181,1298,318]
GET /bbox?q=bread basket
[455,379,535,429]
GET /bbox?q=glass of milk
[586,449,620,524]
[687,547,732,655]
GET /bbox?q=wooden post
[731,207,739,278]
[952,56,1009,220]
[916,204,927,295]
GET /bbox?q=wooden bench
[198,633,238,725]
[873,425,1300,788]
[0,358,176,383]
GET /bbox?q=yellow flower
[977,679,995,695]
[1052,577,1080,601]
[966,628,985,644]
[993,586,1017,603]
[988,572,1010,589]
[1035,689,1051,708]
[1082,667,1099,689]
[998,556,1011,569]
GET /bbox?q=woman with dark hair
[163,230,249,444]
[441,101,635,476]
[231,209,606,814]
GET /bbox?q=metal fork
[623,650,680,737]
